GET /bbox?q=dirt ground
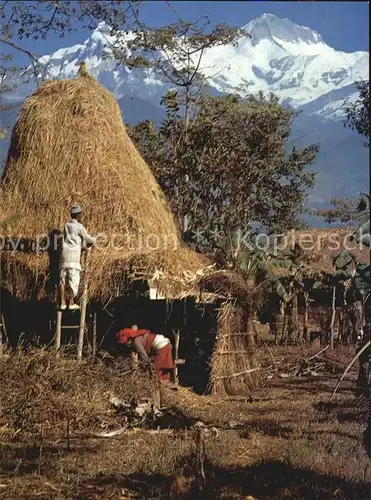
[0,345,370,499]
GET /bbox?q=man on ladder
[59,204,96,310]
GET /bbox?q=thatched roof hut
[0,72,213,301]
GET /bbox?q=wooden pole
[0,315,4,356]
[304,292,310,344]
[92,312,97,357]
[173,330,180,386]
[282,307,288,345]
[55,310,62,356]
[77,286,88,361]
[292,292,299,344]
[131,351,139,370]
[77,253,89,361]
[0,314,7,355]
[330,285,336,349]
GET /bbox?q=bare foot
[68,303,80,311]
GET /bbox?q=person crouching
[117,325,174,383]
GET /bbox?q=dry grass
[1,346,370,499]
[0,348,159,441]
[0,73,213,301]
[211,302,260,396]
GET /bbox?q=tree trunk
[276,303,285,345]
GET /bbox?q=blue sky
[140,1,369,52]
[8,1,369,61]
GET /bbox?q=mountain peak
[246,13,323,46]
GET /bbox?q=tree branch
[0,37,41,84]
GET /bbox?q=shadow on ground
[73,459,371,499]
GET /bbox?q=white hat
[71,204,82,215]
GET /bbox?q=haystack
[210,301,261,396]
[0,72,212,301]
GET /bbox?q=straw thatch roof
[271,228,369,277]
[0,72,214,301]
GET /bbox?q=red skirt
[151,344,174,381]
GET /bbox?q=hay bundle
[0,71,211,300]
[210,301,260,396]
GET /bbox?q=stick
[218,333,255,337]
[213,367,261,380]
[330,286,336,349]
[307,344,329,361]
[214,350,256,355]
[330,340,371,400]
[55,310,62,357]
[67,411,70,451]
[173,330,180,386]
[77,253,89,361]
[0,314,5,356]
[92,312,97,357]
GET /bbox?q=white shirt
[60,219,96,271]
[151,334,170,351]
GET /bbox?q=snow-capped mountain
[2,14,369,219]
[202,14,368,113]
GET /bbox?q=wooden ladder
[55,259,89,361]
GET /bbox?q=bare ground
[0,345,370,499]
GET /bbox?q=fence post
[330,285,336,349]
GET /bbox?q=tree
[314,197,360,227]
[314,193,370,228]
[111,11,249,124]
[129,90,319,252]
[344,80,370,147]
[0,1,143,141]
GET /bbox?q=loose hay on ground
[0,347,370,499]
[0,349,159,440]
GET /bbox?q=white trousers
[60,268,81,297]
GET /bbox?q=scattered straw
[0,348,159,440]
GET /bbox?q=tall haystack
[211,301,261,396]
[0,72,212,301]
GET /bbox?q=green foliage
[354,263,370,297]
[0,1,144,141]
[314,197,360,226]
[129,90,318,252]
[1,1,141,41]
[344,80,370,147]
[111,15,248,123]
[333,250,356,271]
